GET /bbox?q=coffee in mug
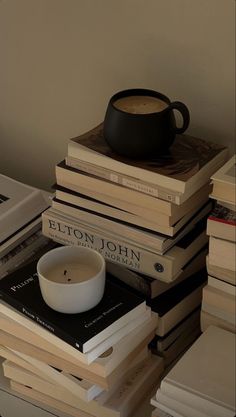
[113,95,169,114]
[103,88,190,159]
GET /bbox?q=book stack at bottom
[0,260,164,417]
[151,326,236,417]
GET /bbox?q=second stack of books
[201,155,236,334]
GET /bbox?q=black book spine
[0,292,84,353]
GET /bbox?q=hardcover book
[0,260,146,354]
[67,123,228,202]
[0,174,50,243]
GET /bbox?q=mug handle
[169,101,190,134]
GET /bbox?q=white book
[0,174,50,243]
[159,326,236,416]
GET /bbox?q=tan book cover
[159,326,236,415]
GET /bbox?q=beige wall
[0,0,235,190]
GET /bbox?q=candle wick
[64,270,67,276]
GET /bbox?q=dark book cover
[148,268,207,317]
[208,203,236,226]
[70,123,227,183]
[0,260,145,353]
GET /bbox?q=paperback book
[0,260,147,354]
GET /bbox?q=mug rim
[109,88,171,116]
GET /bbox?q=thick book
[210,155,236,205]
[67,123,228,203]
[207,203,236,242]
[202,284,236,315]
[42,207,209,282]
[209,236,236,272]
[207,275,236,294]
[206,255,236,286]
[0,174,50,243]
[157,326,236,417]
[0,260,147,354]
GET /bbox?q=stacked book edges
[0,260,164,417]
[42,124,228,285]
[0,174,52,279]
[201,155,236,334]
[151,326,236,417]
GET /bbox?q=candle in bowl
[37,246,106,314]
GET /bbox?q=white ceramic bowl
[37,246,106,314]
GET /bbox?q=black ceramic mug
[103,88,190,159]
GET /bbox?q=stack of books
[0,259,164,417]
[201,155,236,334]
[42,124,228,284]
[151,326,236,417]
[0,174,51,279]
[41,124,228,367]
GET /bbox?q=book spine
[66,156,181,204]
[0,293,84,352]
[42,211,173,281]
